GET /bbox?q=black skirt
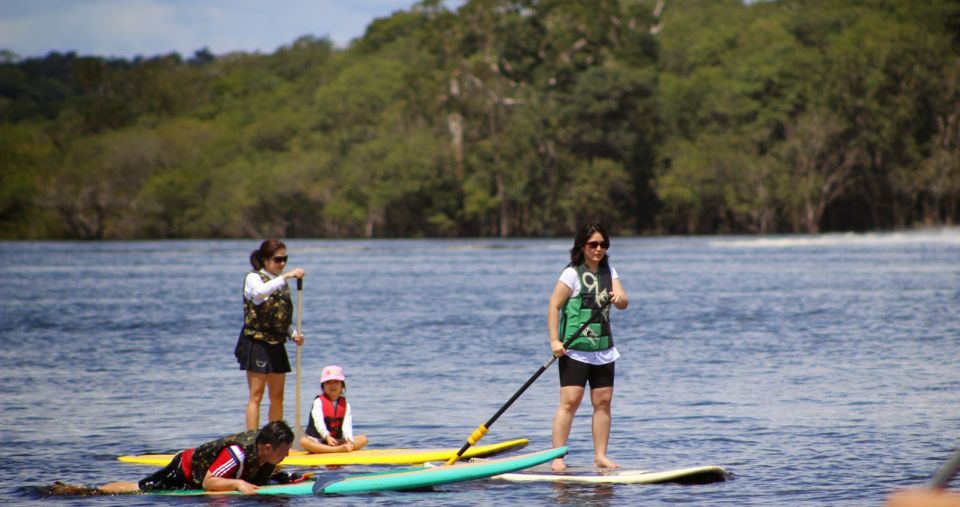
[235,334,291,374]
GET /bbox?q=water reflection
[551,482,616,506]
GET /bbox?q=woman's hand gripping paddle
[444,297,613,465]
[294,278,304,450]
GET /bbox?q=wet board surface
[120,438,528,467]
[147,481,316,496]
[317,447,568,494]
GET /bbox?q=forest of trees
[1,0,958,239]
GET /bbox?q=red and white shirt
[180,445,247,482]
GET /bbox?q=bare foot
[551,458,567,472]
[595,456,620,468]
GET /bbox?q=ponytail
[249,239,286,270]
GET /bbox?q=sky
[0,0,424,60]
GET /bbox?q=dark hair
[249,239,286,270]
[256,420,294,447]
[569,223,610,267]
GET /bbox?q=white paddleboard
[492,464,729,484]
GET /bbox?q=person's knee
[559,397,583,412]
[591,390,613,410]
[592,401,612,414]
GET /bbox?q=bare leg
[300,436,348,454]
[590,386,619,468]
[246,372,267,430]
[551,385,584,471]
[265,373,285,422]
[352,434,369,450]
[300,435,369,454]
[97,481,141,494]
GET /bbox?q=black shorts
[235,334,291,374]
[558,355,615,389]
[138,453,188,491]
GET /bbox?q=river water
[1,230,958,506]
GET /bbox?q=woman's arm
[244,272,288,304]
[548,281,574,357]
[244,269,306,305]
[610,278,629,310]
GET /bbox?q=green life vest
[560,264,613,352]
[242,271,293,344]
[189,429,276,488]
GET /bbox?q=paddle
[293,277,304,450]
[928,446,960,489]
[445,297,613,465]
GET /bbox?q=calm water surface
[1,231,959,506]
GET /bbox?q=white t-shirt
[557,265,621,366]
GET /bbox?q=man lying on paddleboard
[96,421,299,495]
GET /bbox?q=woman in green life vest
[547,223,629,472]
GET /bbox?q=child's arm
[309,400,333,442]
[342,403,355,443]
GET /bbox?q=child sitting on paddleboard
[301,365,368,453]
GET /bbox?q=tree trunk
[497,172,508,237]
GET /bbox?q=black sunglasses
[586,240,609,250]
[271,255,288,263]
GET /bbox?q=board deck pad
[492,464,729,485]
[120,438,528,467]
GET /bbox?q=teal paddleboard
[318,446,567,495]
[149,481,316,496]
[146,447,566,496]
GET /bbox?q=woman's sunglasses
[271,255,288,263]
[586,240,609,250]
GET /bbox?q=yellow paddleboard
[119,438,529,467]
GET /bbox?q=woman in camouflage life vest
[547,223,629,472]
[234,239,306,430]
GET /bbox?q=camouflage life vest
[560,264,613,352]
[242,271,293,344]
[188,429,275,488]
[305,394,347,440]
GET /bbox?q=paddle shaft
[929,446,960,489]
[447,299,613,465]
[294,278,304,450]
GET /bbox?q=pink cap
[321,365,346,383]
